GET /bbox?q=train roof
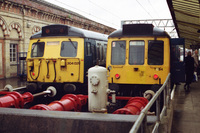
[109,24,170,38]
[30,24,108,41]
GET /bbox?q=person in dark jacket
[184,51,194,91]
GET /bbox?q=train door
[170,38,185,83]
[84,40,94,82]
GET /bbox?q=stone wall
[0,0,115,78]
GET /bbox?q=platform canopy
[167,0,200,48]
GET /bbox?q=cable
[54,0,120,27]
[136,0,153,18]
[147,0,160,18]
[88,0,122,20]
[30,61,41,80]
[53,60,57,82]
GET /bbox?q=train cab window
[148,41,164,65]
[31,42,45,57]
[129,41,145,65]
[111,41,126,65]
[60,41,77,57]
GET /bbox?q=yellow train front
[106,24,170,96]
[26,24,107,93]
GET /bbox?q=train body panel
[26,24,107,92]
[107,36,170,85]
[27,37,84,83]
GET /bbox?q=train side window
[96,43,100,64]
[111,41,126,65]
[60,41,77,57]
[148,41,164,65]
[91,44,96,64]
[100,44,103,61]
[86,42,92,56]
[129,41,145,65]
[103,44,107,63]
[31,42,45,57]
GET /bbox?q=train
[26,24,108,94]
[106,24,185,97]
[26,23,185,98]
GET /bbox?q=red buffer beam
[0,86,56,108]
[0,91,34,108]
[31,94,87,111]
[113,97,149,115]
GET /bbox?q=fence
[129,73,174,133]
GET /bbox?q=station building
[0,0,115,79]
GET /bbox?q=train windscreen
[111,41,126,65]
[148,41,164,65]
[31,42,45,57]
[60,41,78,57]
[129,41,145,65]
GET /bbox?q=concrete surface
[0,77,26,89]
[171,80,200,133]
[0,108,157,133]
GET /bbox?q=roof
[109,24,170,38]
[29,0,87,19]
[30,24,108,41]
[167,0,200,48]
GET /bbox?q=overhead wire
[147,0,160,18]
[54,0,119,27]
[135,0,154,18]
[88,0,122,20]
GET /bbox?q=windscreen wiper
[68,38,77,49]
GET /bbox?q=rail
[129,73,173,133]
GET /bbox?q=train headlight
[153,74,159,80]
[115,74,120,79]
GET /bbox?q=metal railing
[129,73,173,133]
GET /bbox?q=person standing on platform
[193,49,199,81]
[184,51,194,91]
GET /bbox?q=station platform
[171,79,200,133]
[0,77,26,89]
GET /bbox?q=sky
[44,0,172,29]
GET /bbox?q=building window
[10,43,18,64]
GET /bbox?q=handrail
[129,73,171,133]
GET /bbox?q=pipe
[0,91,33,108]
[113,90,155,115]
[113,97,149,115]
[0,86,57,108]
[31,94,87,111]
[0,84,26,92]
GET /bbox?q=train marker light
[115,74,120,79]
[153,74,159,80]
[45,28,50,34]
